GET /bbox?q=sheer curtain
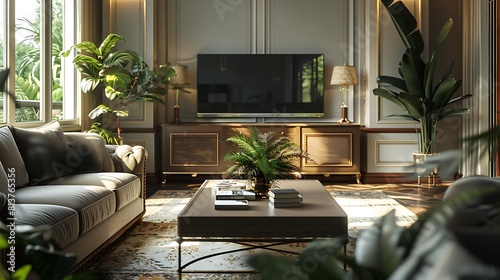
[461,0,493,176]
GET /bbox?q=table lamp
[330,65,358,124]
[170,65,190,123]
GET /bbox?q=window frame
[1,0,81,129]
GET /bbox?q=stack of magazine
[268,189,303,208]
[214,181,255,210]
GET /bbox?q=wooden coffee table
[176,179,348,273]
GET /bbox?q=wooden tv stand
[161,123,361,183]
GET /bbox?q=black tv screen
[197,54,324,118]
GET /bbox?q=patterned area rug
[86,189,417,279]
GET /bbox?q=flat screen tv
[197,53,325,118]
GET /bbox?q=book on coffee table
[216,180,248,189]
[269,200,302,208]
[268,188,300,198]
[214,200,249,210]
[269,194,303,204]
[215,190,256,200]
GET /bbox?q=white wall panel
[168,0,253,122]
[121,132,156,173]
[104,0,155,128]
[365,133,419,173]
[365,0,422,128]
[268,0,350,122]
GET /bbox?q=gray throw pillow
[0,126,29,187]
[9,121,70,185]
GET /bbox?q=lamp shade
[330,65,358,86]
[171,65,190,86]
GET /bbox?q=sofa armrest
[106,145,147,188]
[106,145,146,173]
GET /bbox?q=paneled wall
[102,0,465,181]
[102,0,157,173]
[166,0,354,123]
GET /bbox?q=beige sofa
[0,122,146,277]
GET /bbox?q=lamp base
[337,106,351,124]
[173,105,181,124]
[337,117,352,124]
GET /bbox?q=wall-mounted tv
[197,53,325,118]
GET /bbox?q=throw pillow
[0,126,29,187]
[9,121,70,185]
[64,132,114,174]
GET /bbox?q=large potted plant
[373,0,471,157]
[61,33,176,144]
[223,127,309,193]
[247,181,500,279]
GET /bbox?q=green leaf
[247,253,301,280]
[25,244,77,280]
[0,235,7,250]
[381,0,422,51]
[355,210,405,277]
[104,86,121,100]
[432,78,461,107]
[103,50,135,68]
[105,69,133,91]
[12,265,32,280]
[113,110,129,117]
[376,75,408,92]
[87,122,119,145]
[437,108,470,121]
[99,33,126,58]
[400,49,426,98]
[88,104,112,119]
[433,18,453,50]
[373,88,421,119]
[80,78,101,93]
[73,41,101,58]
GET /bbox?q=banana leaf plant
[373,0,471,154]
[61,33,176,144]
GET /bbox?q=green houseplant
[0,223,94,280]
[373,0,471,155]
[223,127,309,192]
[247,182,500,279]
[61,33,176,144]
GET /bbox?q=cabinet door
[162,125,225,174]
[301,126,360,176]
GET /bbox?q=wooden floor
[147,177,452,216]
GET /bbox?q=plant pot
[413,152,439,186]
[252,178,271,196]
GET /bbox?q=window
[0,0,79,125]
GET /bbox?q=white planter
[413,152,439,186]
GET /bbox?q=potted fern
[223,127,309,193]
[61,33,176,144]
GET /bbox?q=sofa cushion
[15,185,116,234]
[9,121,70,185]
[16,204,79,248]
[64,132,115,174]
[47,172,141,211]
[0,126,29,187]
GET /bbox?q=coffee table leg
[176,236,183,274]
[343,243,347,270]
